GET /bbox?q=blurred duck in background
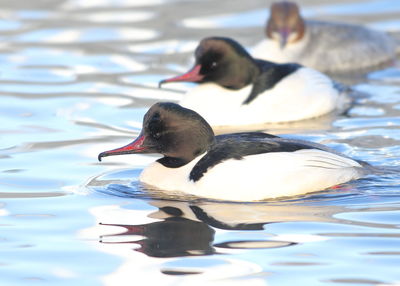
[252,1,399,74]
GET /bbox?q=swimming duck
[159,36,351,128]
[98,102,369,202]
[252,1,398,74]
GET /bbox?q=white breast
[179,67,342,127]
[139,155,203,192]
[252,37,308,64]
[139,149,365,202]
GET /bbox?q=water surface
[1,0,400,285]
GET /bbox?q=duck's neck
[157,156,192,168]
[157,145,211,168]
[218,58,262,90]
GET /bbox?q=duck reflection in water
[100,217,216,258]
[99,200,272,258]
[97,198,349,258]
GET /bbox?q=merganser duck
[159,36,351,128]
[252,1,398,74]
[98,102,369,202]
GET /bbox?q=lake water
[1,0,400,285]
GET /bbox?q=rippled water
[1,0,400,285]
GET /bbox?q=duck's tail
[333,81,369,116]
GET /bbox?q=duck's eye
[152,132,161,139]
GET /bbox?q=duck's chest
[139,156,203,191]
[252,39,307,63]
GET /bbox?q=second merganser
[159,36,352,128]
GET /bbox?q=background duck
[98,102,371,202]
[252,1,399,74]
[160,36,352,129]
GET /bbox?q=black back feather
[243,61,301,104]
[189,132,315,182]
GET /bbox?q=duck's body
[179,66,347,126]
[253,2,397,74]
[140,133,365,201]
[99,102,369,202]
[160,37,351,128]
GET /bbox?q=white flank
[139,149,364,202]
[179,67,339,127]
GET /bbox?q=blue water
[1,0,400,285]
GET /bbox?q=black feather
[243,61,301,104]
[189,132,315,182]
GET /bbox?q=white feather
[252,37,308,65]
[179,67,342,127]
[139,149,364,202]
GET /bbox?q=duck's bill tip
[279,37,288,49]
[158,80,166,88]
[98,150,115,162]
[98,152,104,162]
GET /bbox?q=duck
[98,102,370,202]
[252,1,398,74]
[159,36,351,128]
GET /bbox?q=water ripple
[14,27,158,43]
[1,0,400,286]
